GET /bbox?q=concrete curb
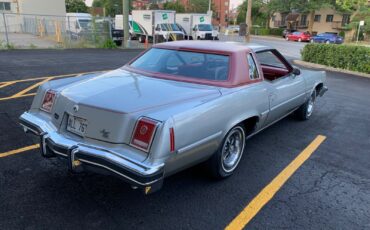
[251,35,284,41]
[293,60,370,79]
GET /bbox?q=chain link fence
[0,12,248,49]
[0,13,113,49]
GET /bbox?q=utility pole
[122,0,130,47]
[245,0,252,42]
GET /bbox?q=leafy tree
[163,1,185,13]
[149,3,160,10]
[66,0,88,13]
[92,0,133,16]
[187,0,215,14]
[237,0,268,26]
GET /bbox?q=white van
[176,13,218,40]
[132,10,185,43]
[66,13,92,38]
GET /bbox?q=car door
[292,32,299,40]
[256,50,306,124]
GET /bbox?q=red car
[286,32,311,42]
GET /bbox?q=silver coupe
[19,41,327,194]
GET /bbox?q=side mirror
[292,68,301,76]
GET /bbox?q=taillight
[40,90,56,113]
[130,117,159,152]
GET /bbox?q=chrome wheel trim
[307,93,316,117]
[298,38,302,42]
[221,127,245,173]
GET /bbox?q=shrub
[258,28,270,36]
[301,44,370,73]
[269,28,284,36]
[100,39,118,49]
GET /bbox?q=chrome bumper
[19,112,164,194]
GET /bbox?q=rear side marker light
[170,127,175,153]
[130,117,159,152]
[40,90,56,113]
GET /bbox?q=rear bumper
[19,112,164,194]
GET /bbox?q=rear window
[130,48,230,81]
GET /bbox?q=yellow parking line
[225,135,326,230]
[12,77,54,97]
[0,93,36,101]
[0,144,40,158]
[12,77,53,97]
[0,82,15,89]
[0,70,110,85]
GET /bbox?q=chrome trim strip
[78,158,161,186]
[177,131,222,154]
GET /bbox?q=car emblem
[73,105,79,112]
[100,129,110,138]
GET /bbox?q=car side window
[247,54,259,80]
[255,51,286,69]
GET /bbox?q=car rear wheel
[325,40,330,44]
[208,125,246,178]
[295,91,316,120]
[138,35,145,43]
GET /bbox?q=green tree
[149,3,160,10]
[188,0,215,14]
[237,0,268,26]
[66,0,88,13]
[163,1,185,13]
[92,0,132,16]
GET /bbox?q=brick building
[212,0,230,28]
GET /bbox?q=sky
[84,0,243,10]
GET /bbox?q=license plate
[67,115,87,136]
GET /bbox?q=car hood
[59,69,221,115]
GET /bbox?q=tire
[325,40,330,44]
[295,91,316,120]
[298,38,302,42]
[285,36,289,41]
[310,39,314,43]
[138,35,145,43]
[114,40,122,46]
[208,125,246,178]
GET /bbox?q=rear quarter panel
[163,82,270,176]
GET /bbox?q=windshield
[198,24,213,31]
[160,23,180,31]
[78,19,91,29]
[130,48,230,81]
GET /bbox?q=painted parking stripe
[0,82,15,89]
[12,77,53,97]
[0,144,40,158]
[225,135,326,230]
[0,70,110,101]
[0,70,110,85]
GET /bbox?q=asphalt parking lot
[1,48,370,230]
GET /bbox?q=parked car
[19,41,327,194]
[282,29,297,38]
[311,33,344,44]
[286,31,311,42]
[228,25,240,33]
